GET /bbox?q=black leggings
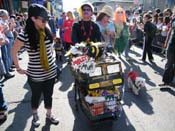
[142,36,153,60]
[28,78,55,109]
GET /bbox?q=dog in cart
[127,68,146,95]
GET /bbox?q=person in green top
[113,6,129,57]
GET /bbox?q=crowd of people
[0,2,174,127]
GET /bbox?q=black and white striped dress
[17,31,57,82]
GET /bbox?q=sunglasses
[82,8,92,12]
[37,17,48,23]
[117,11,123,14]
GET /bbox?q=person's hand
[16,68,27,75]
[109,32,115,38]
[163,43,167,48]
[0,38,5,45]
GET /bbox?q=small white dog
[127,69,146,95]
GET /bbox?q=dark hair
[10,15,16,19]
[164,16,171,25]
[166,8,172,15]
[158,17,163,22]
[155,8,161,14]
[158,12,163,18]
[28,4,49,21]
[96,13,107,21]
[153,13,158,18]
[163,8,173,16]
[25,4,53,50]
[144,13,152,19]
[152,13,158,23]
[61,12,65,17]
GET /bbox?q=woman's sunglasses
[82,8,92,12]
[117,11,123,14]
[37,17,48,23]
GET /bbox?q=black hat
[155,8,161,14]
[28,4,49,21]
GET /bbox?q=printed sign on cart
[71,56,96,74]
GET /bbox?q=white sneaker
[46,114,59,125]
[32,113,40,127]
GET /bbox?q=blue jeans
[0,87,7,111]
[7,37,14,68]
[125,40,131,57]
[1,44,10,73]
[0,54,6,76]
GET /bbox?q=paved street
[1,46,175,131]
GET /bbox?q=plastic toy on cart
[127,68,146,95]
[65,42,124,122]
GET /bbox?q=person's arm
[137,22,144,32]
[11,38,26,74]
[143,22,148,35]
[163,27,171,48]
[94,24,102,42]
[0,34,5,46]
[0,38,5,45]
[71,23,79,44]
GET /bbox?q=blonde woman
[113,6,129,57]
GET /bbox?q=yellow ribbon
[38,29,50,71]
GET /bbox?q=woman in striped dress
[12,4,59,127]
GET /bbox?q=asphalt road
[1,46,175,131]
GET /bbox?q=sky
[62,0,84,11]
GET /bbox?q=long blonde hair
[67,11,74,20]
[113,6,126,23]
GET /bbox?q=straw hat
[99,5,113,18]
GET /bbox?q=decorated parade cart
[66,42,124,122]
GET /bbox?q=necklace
[81,21,93,42]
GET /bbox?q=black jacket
[71,20,101,44]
